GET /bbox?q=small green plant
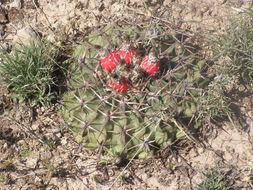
[0,173,8,184]
[0,40,66,106]
[20,145,30,158]
[93,174,104,184]
[43,161,57,176]
[196,166,232,190]
[119,172,133,185]
[62,19,229,159]
[212,8,253,88]
[43,137,57,149]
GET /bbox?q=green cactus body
[61,23,228,158]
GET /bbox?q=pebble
[34,176,42,183]
[60,137,67,145]
[10,0,22,9]
[3,141,8,149]
[198,147,205,154]
[31,123,39,131]
[55,132,62,138]
[13,26,38,45]
[26,156,38,168]
[163,0,173,6]
[46,33,56,43]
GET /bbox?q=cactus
[61,22,228,158]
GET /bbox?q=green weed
[212,8,253,88]
[196,166,232,190]
[0,40,67,106]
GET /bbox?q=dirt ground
[0,0,253,190]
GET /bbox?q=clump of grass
[196,166,232,190]
[212,8,253,88]
[0,40,67,106]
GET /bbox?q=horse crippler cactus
[61,22,228,159]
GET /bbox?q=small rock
[13,26,38,45]
[163,0,173,6]
[89,0,100,9]
[0,6,8,24]
[46,33,56,43]
[198,147,205,154]
[60,137,67,145]
[26,156,38,168]
[31,123,39,131]
[55,132,62,138]
[34,176,42,184]
[140,173,149,181]
[10,0,22,9]
[3,142,8,149]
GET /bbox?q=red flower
[109,78,129,93]
[100,51,120,72]
[140,53,160,75]
[118,45,136,65]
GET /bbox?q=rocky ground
[0,0,253,189]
